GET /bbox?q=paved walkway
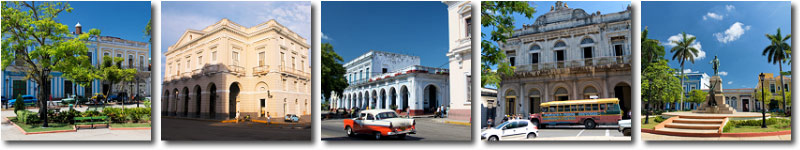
[641,132,791,141]
[1,109,151,141]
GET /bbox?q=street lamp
[759,73,767,128]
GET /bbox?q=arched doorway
[163,90,170,115]
[554,87,569,101]
[614,82,632,119]
[173,89,179,116]
[194,85,202,118]
[208,83,217,119]
[390,88,397,110]
[528,89,541,114]
[505,89,517,116]
[229,82,241,119]
[424,85,438,113]
[401,86,409,111]
[370,90,377,109]
[183,87,189,117]
[380,89,387,109]
[283,98,288,116]
[583,86,598,99]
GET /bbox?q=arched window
[583,86,598,99]
[555,87,569,101]
[581,38,594,45]
[530,45,541,51]
[554,41,567,48]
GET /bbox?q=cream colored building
[755,73,792,111]
[444,1,473,123]
[162,19,311,120]
[495,2,633,123]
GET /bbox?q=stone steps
[672,118,724,124]
[655,127,720,134]
[654,115,728,134]
[664,123,721,130]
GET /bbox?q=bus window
[600,104,606,111]
[570,105,577,112]
[564,105,571,112]
[592,104,599,111]
[576,104,584,111]
[549,106,556,112]
[557,105,564,112]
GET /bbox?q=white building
[495,2,633,123]
[444,1,473,122]
[337,51,450,116]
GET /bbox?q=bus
[529,98,622,129]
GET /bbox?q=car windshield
[376,112,398,119]
[495,121,511,129]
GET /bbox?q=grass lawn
[110,123,151,128]
[9,117,74,132]
[641,117,660,129]
[724,118,792,133]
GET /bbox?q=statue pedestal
[692,76,737,114]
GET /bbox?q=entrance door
[64,81,73,97]
[742,99,750,112]
[529,96,541,114]
[260,99,266,117]
[505,96,516,116]
[12,80,26,98]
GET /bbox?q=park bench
[74,116,109,129]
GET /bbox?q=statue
[705,82,718,107]
[710,55,720,76]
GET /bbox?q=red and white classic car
[343,109,416,139]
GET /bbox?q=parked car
[9,95,38,106]
[481,119,539,141]
[618,119,631,136]
[61,95,89,105]
[109,92,129,103]
[90,93,106,105]
[343,109,415,140]
[284,114,300,122]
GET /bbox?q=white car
[481,120,538,141]
[618,119,631,136]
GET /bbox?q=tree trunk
[779,63,786,112]
[679,64,685,111]
[37,74,50,127]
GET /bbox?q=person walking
[267,113,271,125]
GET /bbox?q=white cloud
[322,32,332,41]
[703,12,724,20]
[666,33,706,60]
[728,81,733,85]
[714,22,751,44]
[683,69,699,74]
[718,71,728,76]
[726,5,735,12]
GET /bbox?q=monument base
[693,94,736,114]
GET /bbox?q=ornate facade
[445,1,473,122]
[495,2,633,123]
[162,19,311,120]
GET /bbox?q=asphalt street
[161,118,311,141]
[483,125,630,141]
[321,118,470,141]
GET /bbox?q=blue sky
[479,1,631,88]
[161,1,311,78]
[59,1,151,43]
[322,1,449,68]
[643,1,791,89]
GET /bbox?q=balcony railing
[350,65,449,85]
[119,65,151,72]
[253,65,270,75]
[191,68,202,77]
[280,65,310,78]
[515,55,631,72]
[229,65,245,76]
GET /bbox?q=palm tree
[642,27,665,69]
[763,28,791,112]
[670,32,700,111]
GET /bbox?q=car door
[501,121,519,137]
[353,113,367,133]
[516,121,529,134]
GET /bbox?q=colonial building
[755,73,792,111]
[495,2,633,123]
[444,1,472,123]
[336,51,449,116]
[480,88,497,128]
[3,22,151,100]
[707,88,756,112]
[162,19,311,120]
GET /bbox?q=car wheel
[397,134,407,139]
[345,127,355,137]
[527,133,537,139]
[584,119,596,129]
[487,136,499,142]
[373,132,382,140]
[623,129,631,136]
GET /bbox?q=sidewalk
[642,132,791,141]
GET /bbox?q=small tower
[75,22,82,34]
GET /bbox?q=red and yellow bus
[529,98,622,129]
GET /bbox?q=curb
[641,129,791,137]
[444,120,471,126]
[110,127,152,130]
[6,117,77,135]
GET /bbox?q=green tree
[480,1,535,88]
[642,60,682,111]
[670,32,700,110]
[763,28,791,111]
[687,89,708,108]
[755,87,774,111]
[2,1,101,127]
[321,43,348,109]
[97,55,137,105]
[641,27,665,70]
